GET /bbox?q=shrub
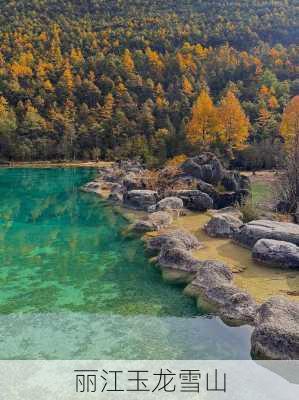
[238,198,260,222]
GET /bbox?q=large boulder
[123,189,158,210]
[251,296,299,360]
[181,153,224,184]
[153,197,184,212]
[205,214,243,238]
[185,261,257,325]
[252,239,299,269]
[157,246,201,272]
[221,171,251,192]
[132,211,173,233]
[209,207,243,220]
[235,220,299,248]
[173,190,213,211]
[146,229,202,253]
[196,179,218,198]
[123,173,145,191]
[214,189,250,209]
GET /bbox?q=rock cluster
[181,153,250,209]
[83,156,299,360]
[83,153,250,212]
[185,260,257,325]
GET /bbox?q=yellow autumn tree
[186,89,218,146]
[0,96,17,136]
[280,96,299,148]
[145,47,164,73]
[217,90,250,148]
[61,61,74,93]
[182,76,193,95]
[100,93,114,120]
[122,49,135,72]
[280,96,299,205]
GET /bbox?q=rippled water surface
[0,168,252,359]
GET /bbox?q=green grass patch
[251,181,274,206]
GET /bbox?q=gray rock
[251,296,299,360]
[108,192,123,202]
[157,246,201,273]
[196,179,218,198]
[83,181,102,194]
[214,189,250,209]
[186,261,233,294]
[221,171,250,192]
[146,229,202,253]
[123,173,145,191]
[185,261,257,325]
[155,197,184,212]
[133,211,173,233]
[110,183,124,193]
[123,189,158,210]
[235,220,299,248]
[205,214,243,238]
[174,190,213,211]
[221,172,240,191]
[181,153,224,184]
[252,239,299,269]
[209,207,243,220]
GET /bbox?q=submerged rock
[252,239,299,269]
[146,229,202,253]
[83,181,102,194]
[185,261,257,325]
[205,214,243,238]
[235,220,299,248]
[123,189,158,210]
[133,211,173,233]
[251,296,299,360]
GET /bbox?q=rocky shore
[83,154,299,360]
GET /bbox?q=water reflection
[0,168,252,359]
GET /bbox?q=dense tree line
[0,0,298,166]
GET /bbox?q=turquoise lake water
[0,168,252,359]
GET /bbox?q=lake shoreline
[0,161,112,168]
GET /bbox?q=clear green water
[0,168,252,359]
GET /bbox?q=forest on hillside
[0,0,298,167]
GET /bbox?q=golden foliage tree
[279,96,299,207]
[182,76,193,95]
[145,47,164,73]
[100,93,114,121]
[122,49,135,72]
[218,90,250,148]
[186,89,218,145]
[280,96,299,147]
